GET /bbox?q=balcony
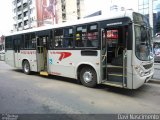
[17,2,21,7]
[17,10,22,15]
[24,24,29,29]
[23,0,28,4]
[18,27,23,31]
[24,16,29,21]
[18,19,22,23]
[23,7,28,12]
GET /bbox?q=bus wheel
[80,67,97,88]
[23,61,30,75]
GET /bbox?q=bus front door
[102,27,127,87]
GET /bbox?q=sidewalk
[149,78,160,84]
[149,68,160,84]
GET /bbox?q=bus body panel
[5,50,15,67]
[14,52,21,68]
[37,52,45,71]
[48,50,101,82]
[132,51,154,89]
[126,50,133,89]
[0,52,5,61]
[20,50,38,72]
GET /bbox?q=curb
[149,79,160,84]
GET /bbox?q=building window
[24,20,28,26]
[153,0,160,10]
[29,0,32,5]
[23,3,28,9]
[17,6,21,12]
[13,0,16,5]
[18,22,22,27]
[62,13,66,20]
[24,11,28,17]
[30,8,33,14]
[144,0,149,5]
[17,0,21,3]
[18,14,22,19]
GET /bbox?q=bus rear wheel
[23,60,30,75]
[80,67,97,88]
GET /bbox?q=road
[153,64,160,80]
[0,61,160,114]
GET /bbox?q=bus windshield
[133,13,153,61]
[135,25,153,61]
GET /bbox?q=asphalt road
[0,61,160,114]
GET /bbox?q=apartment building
[57,0,85,22]
[12,0,37,31]
[12,0,85,31]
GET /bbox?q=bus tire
[23,60,30,75]
[80,67,97,88]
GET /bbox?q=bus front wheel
[80,67,97,88]
[23,60,30,75]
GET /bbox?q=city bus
[5,11,154,89]
[153,37,160,69]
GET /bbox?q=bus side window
[48,30,54,49]
[31,33,36,49]
[54,29,63,48]
[63,28,73,48]
[75,26,86,47]
[86,24,98,47]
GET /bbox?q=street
[153,63,160,80]
[0,61,160,114]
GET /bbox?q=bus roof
[6,11,135,37]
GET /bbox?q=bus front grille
[143,63,153,70]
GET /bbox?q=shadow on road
[11,69,156,98]
[11,69,79,84]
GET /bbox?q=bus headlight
[135,66,145,77]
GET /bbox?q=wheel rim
[83,71,93,83]
[24,63,29,73]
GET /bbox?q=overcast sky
[0,0,13,36]
[0,0,138,36]
[84,0,138,15]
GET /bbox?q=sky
[0,0,13,36]
[0,0,138,36]
[84,0,138,15]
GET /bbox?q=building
[138,0,160,35]
[12,0,85,31]
[84,11,102,18]
[12,0,37,31]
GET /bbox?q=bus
[153,37,160,69]
[5,11,154,89]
